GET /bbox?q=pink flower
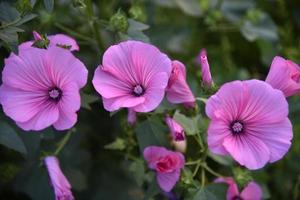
[92,40,172,112]
[215,177,262,200]
[265,56,300,97]
[165,115,187,153]
[166,60,195,108]
[20,31,79,51]
[206,80,293,170]
[143,146,185,192]
[127,108,137,125]
[197,49,213,87]
[44,156,74,200]
[0,46,88,131]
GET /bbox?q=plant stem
[202,163,224,177]
[185,159,201,166]
[201,168,206,188]
[85,0,105,51]
[54,128,75,156]
[54,23,93,42]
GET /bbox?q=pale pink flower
[20,31,79,51]
[165,115,187,153]
[92,40,172,112]
[166,60,195,108]
[127,108,137,125]
[44,156,74,200]
[143,146,185,192]
[197,49,213,87]
[206,80,293,170]
[215,177,262,200]
[266,56,300,97]
[0,46,88,131]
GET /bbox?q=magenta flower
[127,108,137,125]
[166,60,195,108]
[143,146,185,192]
[215,177,262,200]
[92,41,172,112]
[206,80,293,170]
[44,156,74,200]
[197,49,213,87]
[165,115,187,153]
[20,31,79,51]
[0,46,88,131]
[266,56,300,97]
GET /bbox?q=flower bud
[197,49,213,88]
[109,10,129,33]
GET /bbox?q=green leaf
[65,168,87,191]
[129,160,145,186]
[173,111,201,135]
[135,117,169,153]
[191,184,227,200]
[104,138,126,150]
[81,93,99,110]
[125,19,150,42]
[0,122,27,155]
[0,2,20,22]
[208,152,233,166]
[43,0,54,12]
[15,13,37,26]
[143,178,161,200]
[174,0,202,17]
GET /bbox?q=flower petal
[223,135,270,170]
[240,181,262,200]
[102,96,145,112]
[143,146,169,169]
[156,170,180,192]
[48,34,79,51]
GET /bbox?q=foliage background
[1,0,300,199]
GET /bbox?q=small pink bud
[32,31,42,41]
[197,49,213,88]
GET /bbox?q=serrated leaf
[191,184,227,200]
[43,0,54,12]
[104,138,126,150]
[126,19,150,42]
[0,122,27,155]
[15,13,37,26]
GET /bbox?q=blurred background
[1,0,300,199]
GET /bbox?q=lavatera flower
[206,80,293,170]
[266,56,300,97]
[215,177,262,200]
[92,40,172,113]
[0,46,88,131]
[143,146,185,192]
[44,156,74,200]
[166,60,196,108]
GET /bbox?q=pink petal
[241,80,288,124]
[215,177,240,200]
[17,102,59,131]
[247,118,292,163]
[223,135,270,170]
[44,46,88,88]
[102,96,145,112]
[0,85,46,122]
[92,67,132,99]
[53,83,80,130]
[207,120,232,155]
[48,34,79,51]
[266,56,300,97]
[156,170,180,192]
[127,109,137,125]
[197,49,213,87]
[143,146,169,169]
[240,182,263,200]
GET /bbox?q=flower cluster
[1,33,299,198]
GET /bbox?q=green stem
[201,168,206,188]
[193,162,202,177]
[202,163,224,177]
[85,0,105,51]
[54,128,75,156]
[185,159,201,166]
[54,23,94,42]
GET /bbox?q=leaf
[43,0,54,12]
[15,13,37,26]
[0,122,27,155]
[221,0,255,23]
[65,168,87,191]
[0,2,20,22]
[208,152,233,166]
[143,178,161,200]
[81,92,99,110]
[174,0,202,17]
[129,160,145,186]
[104,138,126,150]
[135,117,169,153]
[0,26,22,53]
[173,111,201,135]
[191,184,227,200]
[125,19,150,42]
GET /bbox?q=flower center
[133,85,144,96]
[49,87,62,101]
[231,121,244,134]
[174,131,185,141]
